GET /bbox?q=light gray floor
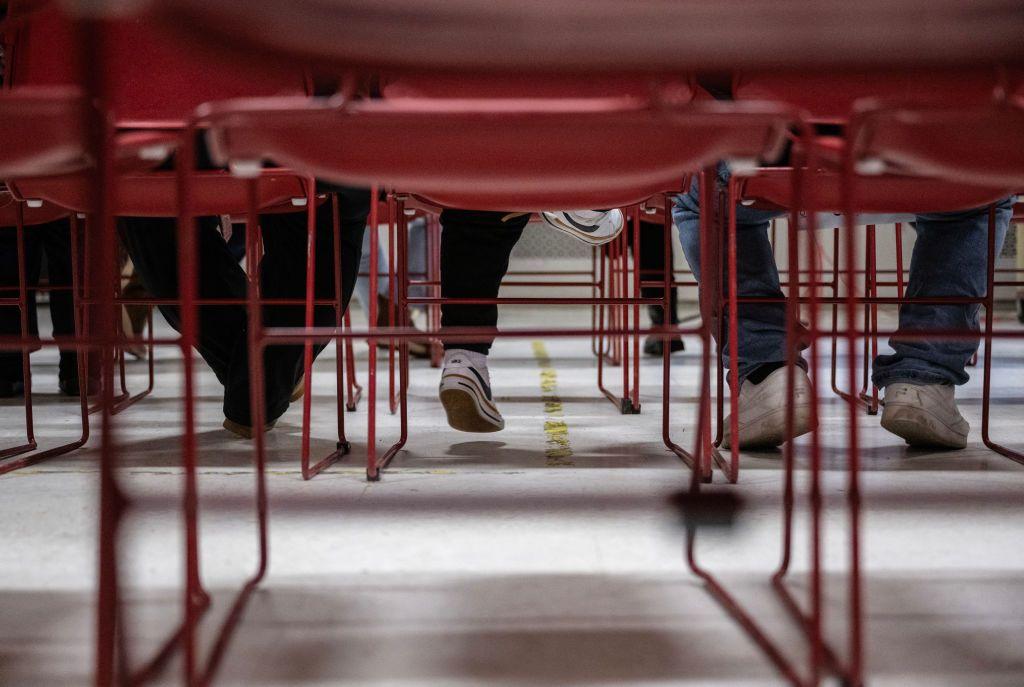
[2,306,1023,686]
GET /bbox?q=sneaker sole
[541,213,622,246]
[439,387,504,433]
[722,403,814,449]
[880,405,967,449]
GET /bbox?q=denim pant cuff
[735,355,807,384]
[872,370,956,389]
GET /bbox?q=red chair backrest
[5,1,308,124]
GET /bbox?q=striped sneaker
[540,209,624,246]
[439,349,504,433]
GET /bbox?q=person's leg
[440,209,529,354]
[407,216,428,305]
[634,218,684,355]
[352,222,390,317]
[672,165,811,448]
[673,166,797,381]
[438,209,529,432]
[255,187,369,423]
[874,199,1013,386]
[36,219,88,392]
[118,215,254,420]
[874,198,1013,448]
[0,223,43,395]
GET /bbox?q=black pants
[629,219,679,321]
[0,218,79,383]
[119,186,369,426]
[439,213,679,354]
[440,209,530,355]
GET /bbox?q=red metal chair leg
[981,205,1024,464]
[343,310,362,411]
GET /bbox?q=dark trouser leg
[440,209,529,355]
[35,219,81,383]
[635,219,677,317]
[118,215,253,418]
[0,222,43,381]
[254,188,369,423]
[119,188,368,426]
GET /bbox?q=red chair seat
[9,171,313,217]
[740,168,1013,214]
[0,192,69,225]
[203,97,791,211]
[852,99,1024,188]
[149,0,1024,72]
[0,88,88,178]
[382,73,693,103]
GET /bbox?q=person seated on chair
[438,209,623,432]
[119,176,369,439]
[675,162,1013,450]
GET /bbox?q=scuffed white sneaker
[439,349,504,433]
[880,382,968,449]
[721,366,815,449]
[540,209,624,246]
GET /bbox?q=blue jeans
[672,165,1012,387]
[353,217,428,315]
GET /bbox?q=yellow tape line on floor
[532,340,574,467]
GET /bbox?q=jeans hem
[872,371,957,389]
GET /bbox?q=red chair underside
[205,99,789,211]
[151,0,1024,72]
[741,169,1013,214]
[382,73,694,103]
[734,68,1013,121]
[9,172,311,217]
[858,102,1024,188]
[5,3,308,124]
[0,88,88,178]
[0,192,69,225]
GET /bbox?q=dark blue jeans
[673,165,1012,387]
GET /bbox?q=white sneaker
[880,382,968,449]
[439,349,505,433]
[540,209,624,246]
[721,366,815,449]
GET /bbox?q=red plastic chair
[145,0,1024,73]
[683,72,1023,687]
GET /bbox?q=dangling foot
[439,348,504,433]
[540,209,624,246]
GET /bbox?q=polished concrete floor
[2,305,1023,686]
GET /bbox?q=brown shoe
[121,275,151,360]
[223,418,278,439]
[290,374,305,402]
